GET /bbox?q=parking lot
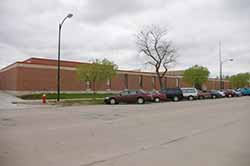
[0,96,250,166]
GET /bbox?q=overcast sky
[0,0,249,77]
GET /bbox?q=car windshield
[120,91,129,96]
[129,90,137,95]
[137,89,146,94]
[148,90,159,94]
[182,89,196,93]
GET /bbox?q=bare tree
[136,25,177,89]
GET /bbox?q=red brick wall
[0,72,1,90]
[110,74,127,90]
[0,64,232,92]
[15,67,85,91]
[214,81,221,90]
[127,75,140,89]
[205,80,214,90]
[94,80,108,91]
[165,77,178,88]
[155,77,161,90]
[142,76,154,90]
[179,78,192,87]
[224,81,230,89]
[0,67,17,90]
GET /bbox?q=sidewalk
[0,91,55,110]
[11,97,104,105]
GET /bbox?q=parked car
[148,90,168,102]
[240,88,250,96]
[104,89,153,104]
[211,90,225,99]
[181,88,198,100]
[218,90,226,97]
[160,88,184,101]
[224,89,236,98]
[232,89,242,97]
[198,90,212,99]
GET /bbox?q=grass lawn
[58,99,105,106]
[19,93,114,100]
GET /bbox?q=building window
[124,74,128,89]
[86,81,91,90]
[152,76,156,89]
[176,78,179,87]
[106,79,111,89]
[165,77,167,88]
[139,75,143,88]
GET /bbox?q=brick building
[0,57,230,95]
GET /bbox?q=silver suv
[181,88,198,100]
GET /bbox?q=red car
[104,89,153,104]
[223,89,236,98]
[198,90,212,99]
[148,90,168,102]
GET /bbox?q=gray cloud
[79,0,169,23]
[0,0,249,77]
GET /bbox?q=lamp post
[219,41,233,89]
[219,59,233,89]
[57,13,73,102]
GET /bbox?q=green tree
[183,65,210,90]
[229,73,250,88]
[76,59,117,98]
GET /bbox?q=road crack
[80,118,242,166]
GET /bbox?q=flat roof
[0,57,183,76]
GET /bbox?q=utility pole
[219,41,223,90]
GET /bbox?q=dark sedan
[104,89,153,104]
[160,88,184,101]
[211,90,225,99]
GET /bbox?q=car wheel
[154,97,160,103]
[173,96,179,102]
[109,98,117,105]
[188,96,194,101]
[137,97,145,104]
[212,95,217,99]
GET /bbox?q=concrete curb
[12,98,104,105]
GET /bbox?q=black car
[160,88,184,101]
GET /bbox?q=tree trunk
[194,83,201,90]
[156,70,164,90]
[159,77,163,90]
[92,81,96,100]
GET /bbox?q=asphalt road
[0,97,250,166]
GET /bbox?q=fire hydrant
[42,94,46,104]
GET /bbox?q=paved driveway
[0,91,24,109]
[0,91,52,111]
[0,97,250,166]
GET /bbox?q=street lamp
[57,13,73,102]
[219,41,234,90]
[219,55,233,89]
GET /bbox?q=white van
[181,88,198,100]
